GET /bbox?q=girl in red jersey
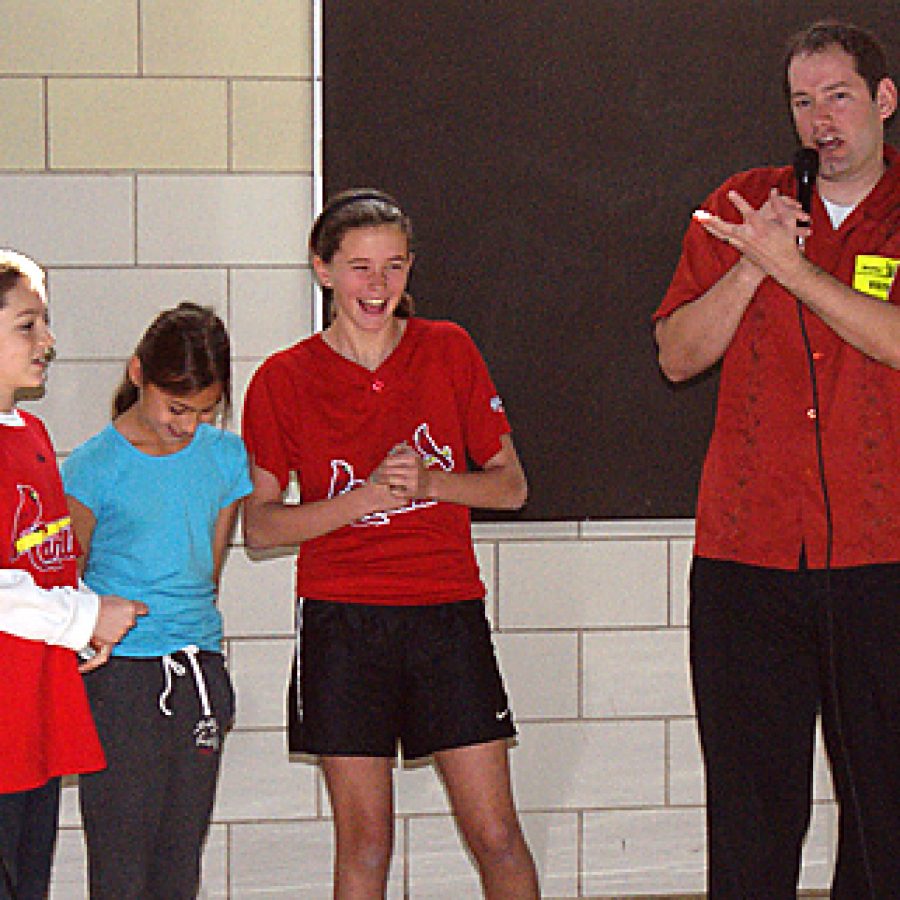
[242,190,539,899]
[0,250,144,900]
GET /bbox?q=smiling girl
[242,190,539,899]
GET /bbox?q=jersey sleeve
[242,360,294,490]
[218,431,254,507]
[61,436,108,515]
[451,326,512,467]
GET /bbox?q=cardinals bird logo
[12,484,74,571]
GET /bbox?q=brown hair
[309,188,415,320]
[783,20,892,104]
[0,249,46,309]
[112,302,232,420]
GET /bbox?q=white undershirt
[822,196,856,229]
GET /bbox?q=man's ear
[875,77,898,122]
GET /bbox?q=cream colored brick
[33,360,122,453]
[583,807,707,896]
[229,637,294,729]
[136,174,311,264]
[143,1,311,77]
[0,79,44,168]
[499,540,668,629]
[233,80,312,171]
[407,814,578,898]
[494,631,579,719]
[583,629,693,718]
[0,2,137,75]
[230,267,314,359]
[474,542,496,623]
[200,824,228,898]
[219,548,296,637]
[214,729,317,820]
[0,174,134,265]
[49,79,227,170]
[513,721,665,809]
[49,827,88,898]
[669,718,704,806]
[49,268,227,359]
[405,816,482,898]
[801,802,837,890]
[670,536,694,626]
[229,820,405,899]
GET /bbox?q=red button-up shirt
[655,146,900,569]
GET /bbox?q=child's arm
[65,495,147,664]
[212,500,241,590]
[0,569,101,650]
[242,459,408,550]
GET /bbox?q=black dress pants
[690,557,900,899]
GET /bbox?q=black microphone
[793,147,819,215]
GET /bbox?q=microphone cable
[795,298,875,896]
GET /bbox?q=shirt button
[812,351,824,361]
[372,380,384,392]
[806,408,817,420]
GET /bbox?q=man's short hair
[782,19,890,100]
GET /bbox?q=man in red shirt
[654,20,899,898]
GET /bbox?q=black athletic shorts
[287,597,516,759]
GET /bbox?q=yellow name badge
[853,254,899,301]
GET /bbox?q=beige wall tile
[499,540,668,629]
[32,360,122,453]
[214,729,317,820]
[0,79,44,169]
[143,1,312,77]
[670,536,693,626]
[136,174,311,264]
[583,807,707,896]
[229,637,294,729]
[0,174,134,265]
[583,629,693,718]
[200,824,228,898]
[475,542,496,623]
[49,79,227,170]
[232,80,312,171]
[49,268,227,359]
[801,802,837,890]
[220,548,296,637]
[494,631,579,719]
[229,820,405,899]
[513,721,666,809]
[669,718,704,806]
[0,2,137,75]
[49,827,88,898]
[230,267,314,359]
[406,815,486,898]
[521,812,580,899]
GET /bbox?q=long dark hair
[112,302,232,420]
[309,188,415,320]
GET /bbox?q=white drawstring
[157,646,220,751]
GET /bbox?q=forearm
[425,461,527,511]
[0,569,98,650]
[779,259,900,369]
[243,483,384,549]
[656,257,765,381]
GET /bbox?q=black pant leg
[690,558,820,899]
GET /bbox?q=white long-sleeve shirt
[0,569,98,650]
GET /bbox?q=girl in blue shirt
[63,303,252,900]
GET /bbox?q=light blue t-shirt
[62,423,252,656]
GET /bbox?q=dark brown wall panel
[323,2,898,519]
